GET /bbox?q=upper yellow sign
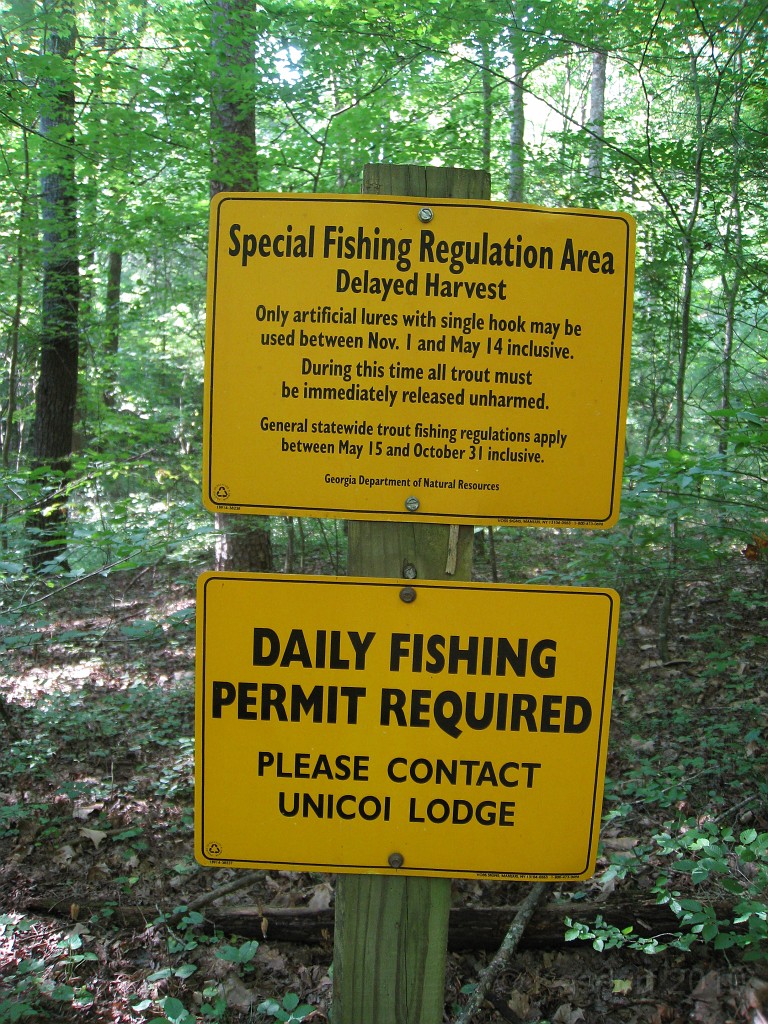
[195,573,618,880]
[204,194,634,527]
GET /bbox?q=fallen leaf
[746,978,768,1021]
[507,990,530,1017]
[650,1004,677,1024]
[73,802,104,821]
[612,978,632,995]
[222,975,256,1013]
[691,971,723,1024]
[553,1004,585,1024]
[602,837,640,852]
[259,946,286,973]
[307,882,333,911]
[79,827,108,848]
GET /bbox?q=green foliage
[0,916,96,1021]
[653,822,768,958]
[566,824,768,960]
[565,915,671,955]
[215,939,260,967]
[134,913,316,1024]
[257,992,316,1023]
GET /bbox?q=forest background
[0,1,767,1022]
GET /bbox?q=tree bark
[28,3,81,570]
[2,124,30,482]
[587,49,607,181]
[210,0,258,196]
[209,0,272,572]
[508,21,525,203]
[102,250,122,406]
[480,39,493,175]
[25,898,721,952]
[719,63,743,462]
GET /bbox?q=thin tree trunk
[508,33,525,202]
[1,130,30,552]
[28,5,81,570]
[103,250,122,406]
[507,4,528,202]
[480,39,493,175]
[587,49,607,180]
[719,74,743,461]
[658,44,706,660]
[2,130,30,474]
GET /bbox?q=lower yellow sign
[195,573,618,880]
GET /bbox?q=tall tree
[586,48,607,181]
[508,2,526,202]
[210,0,272,572]
[27,0,81,569]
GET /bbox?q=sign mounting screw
[399,586,417,604]
[418,207,433,223]
[388,852,404,869]
[405,496,420,512]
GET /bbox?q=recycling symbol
[215,485,230,501]
[208,842,222,856]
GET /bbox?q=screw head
[418,207,434,223]
[403,561,417,579]
[405,495,420,512]
[388,852,404,869]
[399,586,416,604]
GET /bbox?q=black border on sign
[196,574,617,879]
[204,195,633,527]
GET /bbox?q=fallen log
[23,897,714,951]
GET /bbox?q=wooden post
[332,164,491,1024]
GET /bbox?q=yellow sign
[204,194,634,527]
[195,573,618,880]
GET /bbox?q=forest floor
[1,552,767,1024]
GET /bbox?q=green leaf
[159,996,193,1023]
[0,1000,38,1022]
[51,984,75,1001]
[147,968,172,981]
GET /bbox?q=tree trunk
[658,43,705,660]
[719,70,743,462]
[2,128,30,476]
[103,250,122,406]
[210,0,258,197]
[480,39,493,175]
[28,5,81,570]
[209,0,272,572]
[587,49,607,181]
[508,21,525,203]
